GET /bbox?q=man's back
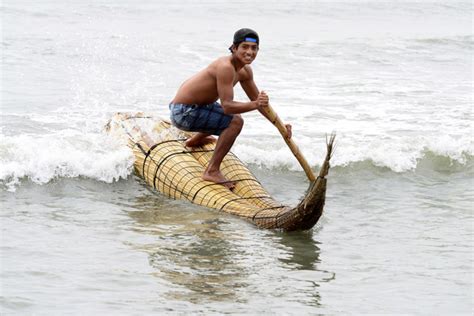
[172,56,248,106]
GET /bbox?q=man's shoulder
[240,64,253,74]
[238,65,253,81]
[213,56,234,69]
[209,56,235,76]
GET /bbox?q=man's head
[229,28,259,53]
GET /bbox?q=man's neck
[230,55,245,72]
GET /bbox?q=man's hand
[285,124,292,139]
[256,91,269,108]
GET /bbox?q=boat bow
[256,133,335,231]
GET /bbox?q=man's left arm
[240,67,292,139]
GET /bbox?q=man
[169,28,292,189]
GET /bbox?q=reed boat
[106,112,335,231]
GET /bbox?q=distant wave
[412,35,473,48]
[331,150,473,174]
[237,146,473,174]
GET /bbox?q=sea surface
[1,0,473,314]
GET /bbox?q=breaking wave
[1,127,471,192]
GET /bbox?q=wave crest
[0,132,134,192]
[1,130,471,192]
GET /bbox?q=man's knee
[230,114,244,131]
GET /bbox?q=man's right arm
[216,63,260,114]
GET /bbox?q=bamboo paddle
[261,104,316,182]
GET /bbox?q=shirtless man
[169,28,292,189]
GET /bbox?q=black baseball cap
[229,28,259,51]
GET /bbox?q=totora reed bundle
[107,112,335,231]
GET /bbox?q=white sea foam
[0,131,134,191]
[235,128,473,173]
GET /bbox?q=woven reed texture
[107,113,329,230]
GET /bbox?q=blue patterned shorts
[169,102,234,136]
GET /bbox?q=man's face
[234,41,259,64]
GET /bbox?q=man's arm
[240,67,292,138]
[239,67,273,121]
[217,63,259,114]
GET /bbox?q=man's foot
[202,170,235,190]
[185,134,216,148]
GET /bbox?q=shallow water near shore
[1,0,473,314]
[2,164,472,314]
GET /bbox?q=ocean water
[1,0,473,314]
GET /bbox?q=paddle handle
[261,105,316,182]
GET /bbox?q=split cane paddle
[261,104,316,182]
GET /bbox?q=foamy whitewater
[1,1,472,314]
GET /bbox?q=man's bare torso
[171,56,250,105]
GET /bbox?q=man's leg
[185,132,216,148]
[202,114,243,188]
